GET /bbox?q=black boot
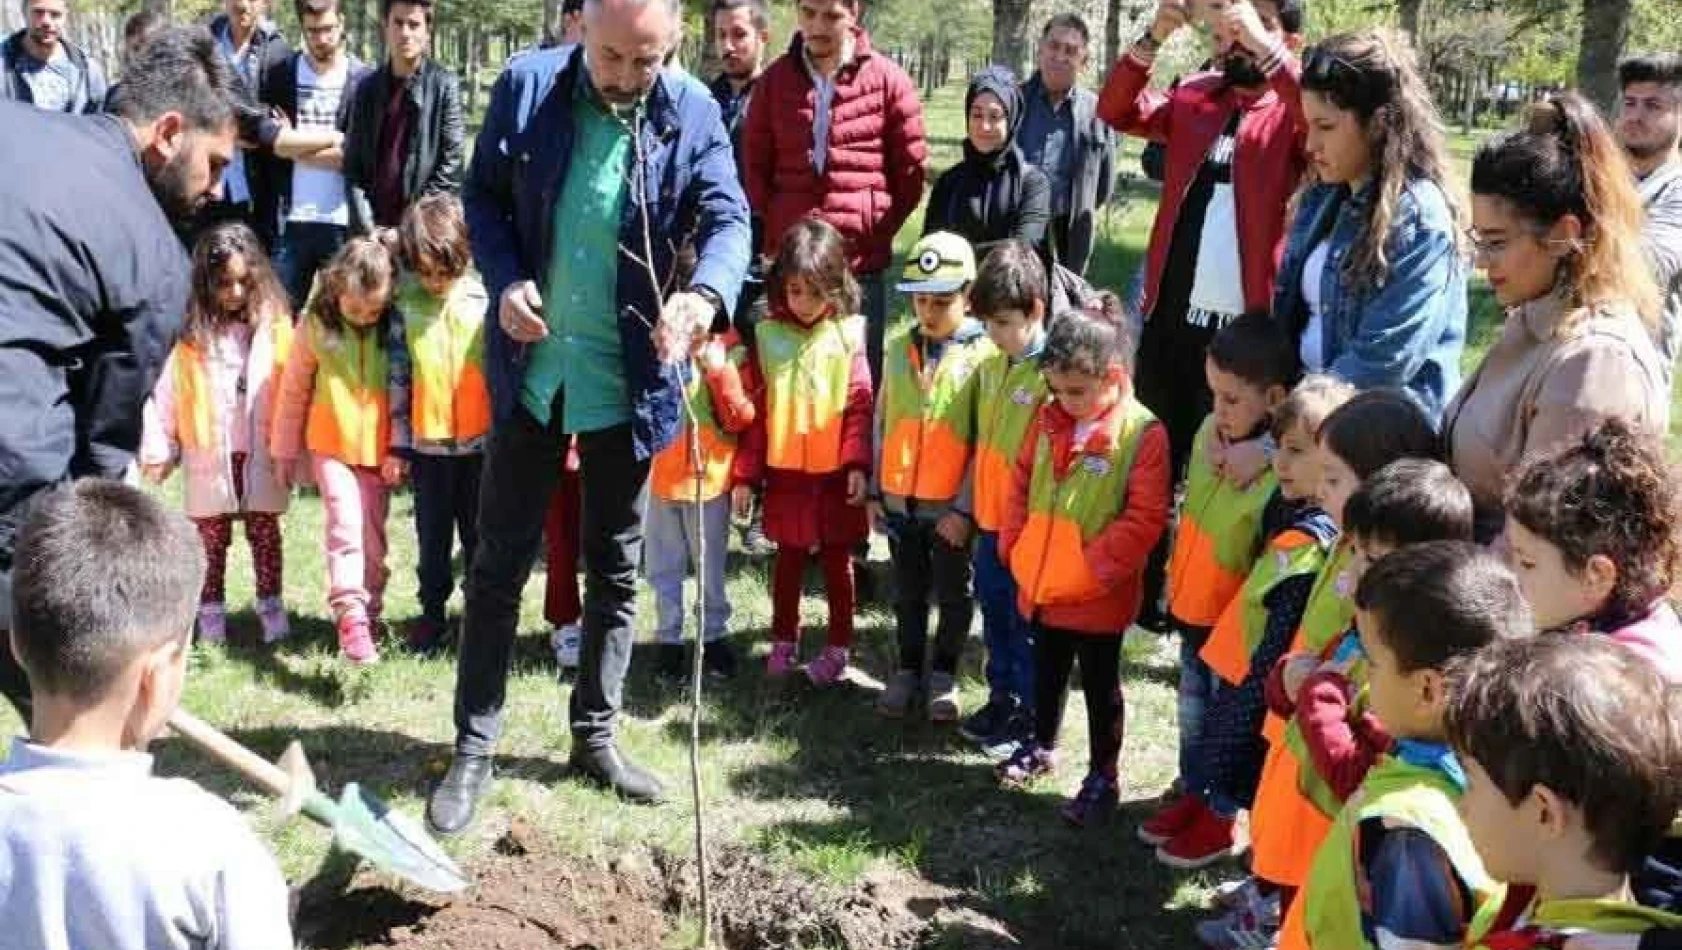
[569,743,667,803]
[426,752,494,835]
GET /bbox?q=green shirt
[521,79,633,431]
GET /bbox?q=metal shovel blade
[305,783,470,893]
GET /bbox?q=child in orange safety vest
[870,232,994,723]
[995,297,1171,828]
[388,196,490,653]
[140,223,295,647]
[732,220,875,686]
[646,327,755,681]
[271,232,408,665]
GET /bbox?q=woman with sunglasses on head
[1272,29,1467,424]
[1445,92,1669,539]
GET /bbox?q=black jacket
[924,143,1051,261]
[0,105,190,567]
[208,14,294,245]
[343,57,465,233]
[256,51,372,236]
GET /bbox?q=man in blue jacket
[427,0,749,834]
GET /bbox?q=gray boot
[876,670,921,718]
[927,671,960,723]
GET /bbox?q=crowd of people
[1,0,1682,948]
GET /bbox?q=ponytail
[1471,92,1660,326]
[1043,292,1136,377]
[311,230,400,335]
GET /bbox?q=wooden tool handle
[167,708,295,799]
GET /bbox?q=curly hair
[1301,29,1466,288]
[310,229,400,335]
[1504,418,1679,622]
[1472,93,1662,328]
[183,223,291,346]
[1042,295,1134,378]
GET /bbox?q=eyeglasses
[1464,228,1514,261]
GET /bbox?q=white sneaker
[551,623,582,668]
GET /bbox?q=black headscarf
[964,66,1023,168]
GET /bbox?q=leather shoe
[426,753,493,835]
[569,743,667,803]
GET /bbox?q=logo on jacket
[1081,456,1111,477]
[1011,385,1035,406]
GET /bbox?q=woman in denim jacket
[1272,30,1467,423]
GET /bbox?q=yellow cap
[897,231,977,294]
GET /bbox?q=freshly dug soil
[297,824,1015,950]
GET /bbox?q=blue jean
[1176,623,1217,782]
[974,530,1034,709]
[274,220,349,310]
[412,453,482,622]
[644,493,731,644]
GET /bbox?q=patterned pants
[194,513,283,605]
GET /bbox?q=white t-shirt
[1299,239,1331,372]
[1187,126,1245,320]
[288,56,351,226]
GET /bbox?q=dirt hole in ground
[296,822,1020,950]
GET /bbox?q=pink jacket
[1601,600,1682,683]
[141,315,292,519]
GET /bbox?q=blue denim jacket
[1272,178,1467,422]
[464,45,751,460]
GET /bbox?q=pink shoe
[766,640,797,677]
[337,613,380,665]
[196,603,227,644]
[805,646,849,686]
[255,597,290,644]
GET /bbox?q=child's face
[1045,366,1120,422]
[784,276,830,325]
[1458,754,1545,886]
[1503,519,1614,631]
[981,306,1043,358]
[1271,419,1321,503]
[413,253,456,298]
[338,283,389,327]
[1205,357,1279,442]
[213,252,252,317]
[1356,607,1438,741]
[1317,441,1361,527]
[912,290,968,338]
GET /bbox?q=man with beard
[1015,13,1116,275]
[1,0,106,114]
[708,0,767,165]
[343,0,464,231]
[1098,0,1306,631]
[1618,53,1682,382]
[0,26,240,720]
[426,0,748,833]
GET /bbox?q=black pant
[453,402,649,754]
[274,221,349,311]
[887,513,974,675]
[1134,304,1218,621]
[411,453,482,622]
[1034,624,1126,780]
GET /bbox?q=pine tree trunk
[991,0,1033,79]
[1397,0,1423,41]
[1575,0,1632,116]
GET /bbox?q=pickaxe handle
[167,708,320,818]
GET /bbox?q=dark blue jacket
[0,106,189,565]
[464,45,751,460]
[1272,178,1466,422]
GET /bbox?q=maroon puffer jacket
[743,29,928,274]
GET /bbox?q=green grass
[3,83,1678,950]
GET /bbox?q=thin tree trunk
[991,0,1033,79]
[1575,0,1632,116]
[542,0,564,46]
[1397,0,1423,41]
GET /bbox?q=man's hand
[935,512,972,548]
[846,471,868,506]
[731,484,754,519]
[499,281,548,344]
[141,462,175,485]
[1150,0,1189,44]
[657,292,714,365]
[380,455,409,487]
[1220,0,1275,57]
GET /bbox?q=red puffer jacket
[743,29,928,274]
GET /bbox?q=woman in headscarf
[923,66,1052,262]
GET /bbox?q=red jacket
[1097,50,1308,318]
[742,29,928,273]
[1000,398,1171,635]
[733,308,875,549]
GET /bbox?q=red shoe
[337,613,380,665]
[1137,791,1205,846]
[1156,806,1241,870]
